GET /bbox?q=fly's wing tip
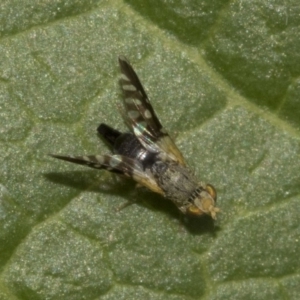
[118,55,131,68]
[118,55,128,62]
[48,154,71,161]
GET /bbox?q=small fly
[50,56,220,219]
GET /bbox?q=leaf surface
[0,0,299,299]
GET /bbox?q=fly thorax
[151,161,199,207]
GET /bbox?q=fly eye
[206,184,217,201]
[186,205,204,216]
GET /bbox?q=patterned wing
[49,154,164,195]
[118,56,185,165]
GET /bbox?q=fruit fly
[50,56,220,219]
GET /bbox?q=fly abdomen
[98,123,122,147]
[98,123,157,169]
[115,133,157,169]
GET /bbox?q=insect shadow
[139,187,219,235]
[45,170,218,235]
[44,170,134,195]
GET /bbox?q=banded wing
[49,154,164,195]
[118,56,185,165]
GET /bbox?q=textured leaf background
[0,0,300,299]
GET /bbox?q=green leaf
[0,0,299,299]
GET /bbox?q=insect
[50,56,220,219]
